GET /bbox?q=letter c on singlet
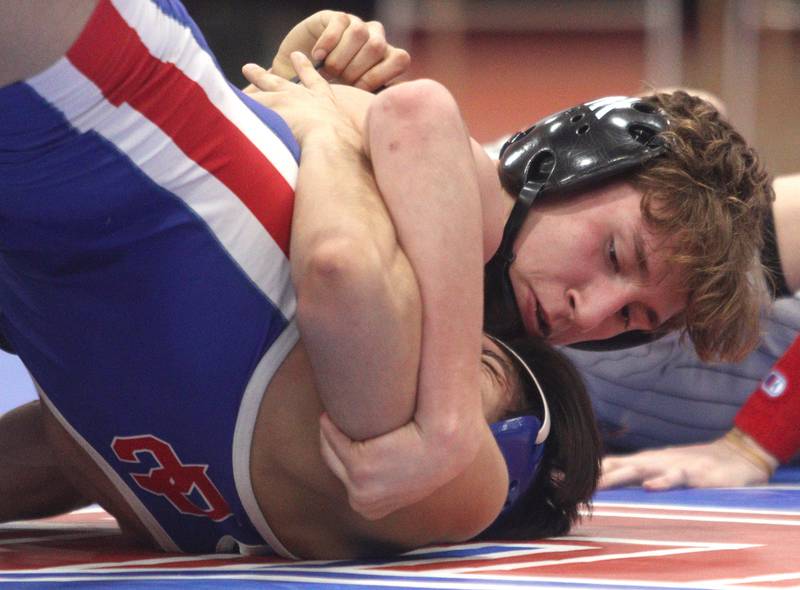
[111,435,233,522]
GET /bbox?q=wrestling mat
[1,469,798,589]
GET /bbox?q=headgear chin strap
[484,96,670,349]
[487,336,550,518]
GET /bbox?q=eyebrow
[633,231,650,281]
[632,231,660,329]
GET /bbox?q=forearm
[364,79,485,437]
[735,173,800,464]
[0,401,88,522]
[734,335,800,464]
[291,125,421,441]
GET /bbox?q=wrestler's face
[479,336,525,423]
[508,180,686,345]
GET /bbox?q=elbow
[293,233,387,324]
[366,79,464,150]
[373,79,457,115]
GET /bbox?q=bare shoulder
[0,0,99,88]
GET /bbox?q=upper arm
[0,0,98,87]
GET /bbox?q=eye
[609,238,621,273]
[609,239,631,329]
[619,305,631,329]
[482,354,508,389]
[486,358,504,383]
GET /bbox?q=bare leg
[0,0,99,87]
[0,401,89,522]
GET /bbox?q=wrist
[424,407,483,466]
[723,427,779,477]
[304,121,362,152]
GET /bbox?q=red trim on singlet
[735,335,800,464]
[66,0,294,256]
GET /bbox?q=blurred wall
[185,0,799,174]
[388,0,799,176]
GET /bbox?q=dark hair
[479,337,601,540]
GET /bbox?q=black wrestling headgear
[483,96,670,350]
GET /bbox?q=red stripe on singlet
[66,0,294,255]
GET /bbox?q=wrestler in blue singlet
[0,0,300,556]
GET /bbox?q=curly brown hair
[633,91,774,362]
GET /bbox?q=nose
[566,279,631,336]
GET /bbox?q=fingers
[318,15,372,80]
[314,16,410,91]
[327,20,386,85]
[642,467,687,491]
[352,46,410,92]
[600,453,690,490]
[241,63,291,92]
[310,11,352,63]
[599,455,660,489]
[289,52,330,91]
[319,413,392,521]
[319,411,354,460]
[598,462,644,489]
[319,414,350,485]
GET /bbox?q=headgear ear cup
[487,336,550,517]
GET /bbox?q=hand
[242,52,359,147]
[270,10,410,92]
[319,411,482,521]
[599,434,776,490]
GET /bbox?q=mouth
[524,288,552,339]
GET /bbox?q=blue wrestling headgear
[483,96,670,350]
[488,336,551,517]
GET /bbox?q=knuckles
[362,36,387,59]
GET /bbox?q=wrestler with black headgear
[309,84,773,509]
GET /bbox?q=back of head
[480,337,601,541]
[634,90,774,362]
